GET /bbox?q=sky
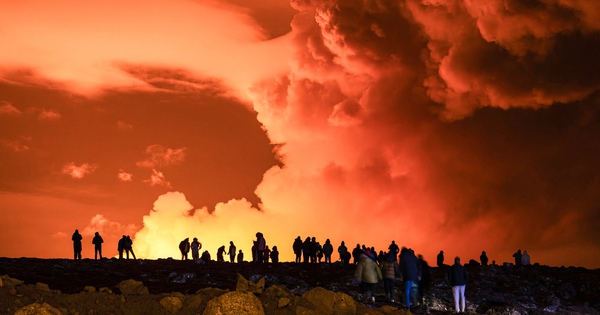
[0,0,599,268]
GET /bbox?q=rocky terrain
[0,258,598,314]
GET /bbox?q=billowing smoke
[131,0,600,267]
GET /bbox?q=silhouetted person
[201,250,211,262]
[263,245,271,263]
[480,251,489,266]
[92,232,103,260]
[448,256,468,313]
[117,235,126,259]
[323,239,333,263]
[309,237,318,263]
[191,238,202,260]
[380,252,400,302]
[252,241,257,262]
[521,250,531,266]
[338,241,348,264]
[271,246,279,263]
[388,240,399,260]
[72,229,83,260]
[437,250,444,267]
[418,254,431,306]
[124,235,136,259]
[352,244,363,264]
[513,249,522,266]
[237,250,244,263]
[227,241,236,263]
[302,237,311,263]
[293,236,303,263]
[256,232,266,263]
[217,245,226,262]
[179,238,191,260]
[400,247,421,309]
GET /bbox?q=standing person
[380,252,400,302]
[217,245,226,262]
[92,232,104,260]
[124,236,136,259]
[263,245,271,263]
[322,239,334,263]
[400,248,421,310]
[179,238,190,260]
[437,250,444,267]
[480,251,489,266]
[227,241,236,263]
[352,244,363,264]
[256,232,266,263]
[448,257,468,314]
[271,246,280,263]
[388,241,400,260]
[72,229,83,260]
[418,254,431,307]
[237,250,244,263]
[521,250,531,266]
[338,241,348,264]
[355,250,382,303]
[191,238,202,260]
[117,235,126,259]
[302,237,311,263]
[293,236,303,263]
[513,249,522,266]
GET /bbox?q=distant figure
[271,246,279,263]
[92,232,104,260]
[352,244,362,264]
[191,238,202,260]
[388,241,400,260]
[117,235,126,259]
[302,237,311,263]
[293,236,303,263]
[400,247,421,309]
[437,250,444,267]
[237,250,244,263]
[480,251,489,266]
[124,235,136,259]
[448,257,468,314]
[323,239,334,263]
[256,232,266,263]
[513,249,522,266]
[263,245,271,263]
[355,250,382,303]
[201,250,211,262]
[252,241,257,262]
[179,238,191,260]
[227,241,236,263]
[418,254,431,306]
[316,241,323,263]
[338,241,348,264]
[217,245,226,262]
[72,229,83,260]
[380,252,400,302]
[309,237,318,263]
[521,250,531,266]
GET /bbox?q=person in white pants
[448,256,468,313]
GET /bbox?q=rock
[14,302,62,315]
[117,279,149,295]
[2,274,24,286]
[203,291,265,315]
[99,287,112,293]
[83,286,96,293]
[160,296,183,314]
[35,282,51,292]
[236,273,265,294]
[301,287,356,315]
[278,297,291,308]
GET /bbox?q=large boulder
[160,296,183,314]
[236,273,265,294]
[117,279,149,295]
[14,303,62,315]
[203,291,265,315]
[302,287,356,315]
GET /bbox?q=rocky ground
[0,258,598,314]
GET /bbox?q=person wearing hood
[354,250,383,303]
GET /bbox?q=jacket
[355,254,383,284]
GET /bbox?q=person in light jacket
[355,250,382,303]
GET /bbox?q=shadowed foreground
[0,258,598,314]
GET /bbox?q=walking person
[354,250,382,303]
[448,256,468,313]
[227,241,236,263]
[92,232,104,260]
[380,252,400,302]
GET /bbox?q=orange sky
[1,0,599,268]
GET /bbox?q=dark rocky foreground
[0,258,598,314]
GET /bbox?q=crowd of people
[72,229,531,313]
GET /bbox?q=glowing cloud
[0,101,22,115]
[117,170,133,182]
[38,109,61,121]
[81,214,138,237]
[144,169,171,188]
[61,162,98,179]
[137,145,186,168]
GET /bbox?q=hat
[364,250,371,256]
